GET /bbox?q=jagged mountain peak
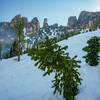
[67,11,100,29]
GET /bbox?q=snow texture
[0,29,100,100]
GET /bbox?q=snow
[58,29,100,100]
[0,55,58,100]
[0,29,100,100]
[28,28,65,46]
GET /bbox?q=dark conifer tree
[28,36,82,100]
[14,18,24,61]
[83,36,100,66]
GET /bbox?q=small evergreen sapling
[83,36,100,66]
[28,36,82,100]
[52,55,81,100]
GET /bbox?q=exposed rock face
[67,11,100,29]
[26,17,40,35]
[42,18,50,32]
[0,22,16,52]
[78,11,100,28]
[88,20,94,28]
[59,25,67,31]
[0,15,41,39]
[51,23,58,29]
[0,15,41,52]
[0,22,15,37]
[11,14,28,28]
[31,17,40,32]
[10,15,21,28]
[22,17,28,27]
[43,18,49,29]
[11,15,21,23]
[67,16,78,29]
[43,18,48,24]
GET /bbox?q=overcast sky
[0,0,100,26]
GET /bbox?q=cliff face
[43,18,49,28]
[67,11,100,29]
[0,22,16,52]
[10,15,28,28]
[0,15,41,52]
[67,16,78,29]
[1,11,100,43]
[26,17,40,35]
[10,15,40,35]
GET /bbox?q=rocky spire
[43,18,49,28]
[10,14,28,28]
[67,16,78,29]
[67,11,100,29]
[26,17,40,35]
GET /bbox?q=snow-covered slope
[25,28,65,47]
[0,29,100,100]
[59,29,100,100]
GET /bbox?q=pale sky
[0,0,100,27]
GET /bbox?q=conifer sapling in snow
[28,36,82,100]
[83,36,100,66]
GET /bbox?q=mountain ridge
[0,10,100,53]
[67,11,100,29]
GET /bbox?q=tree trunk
[18,52,20,62]
[18,35,20,62]
[0,53,2,61]
[18,44,20,62]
